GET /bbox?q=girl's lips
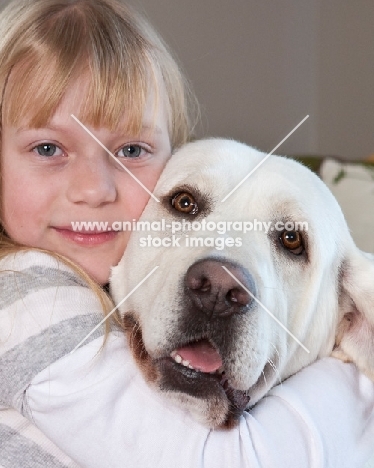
[53,227,118,246]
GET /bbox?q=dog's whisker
[270,342,281,360]
[267,358,277,373]
[128,322,141,349]
[261,369,268,388]
[268,343,283,387]
[267,358,283,387]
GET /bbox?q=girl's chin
[71,257,112,285]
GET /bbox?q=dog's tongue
[176,340,223,373]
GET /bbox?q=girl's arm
[2,251,374,468]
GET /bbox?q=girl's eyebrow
[15,125,60,134]
[15,123,163,135]
[15,124,77,135]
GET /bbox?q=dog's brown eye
[280,230,304,254]
[171,192,198,214]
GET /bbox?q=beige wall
[317,1,374,160]
[129,0,374,160]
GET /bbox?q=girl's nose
[66,155,117,207]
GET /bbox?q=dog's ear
[333,250,374,380]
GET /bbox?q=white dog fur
[111,138,374,428]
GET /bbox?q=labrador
[110,138,374,429]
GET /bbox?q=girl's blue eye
[118,144,143,159]
[34,144,59,157]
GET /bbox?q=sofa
[292,156,374,254]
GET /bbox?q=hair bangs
[3,53,78,128]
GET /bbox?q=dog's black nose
[184,259,255,318]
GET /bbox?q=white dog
[111,139,374,429]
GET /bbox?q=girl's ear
[332,250,374,380]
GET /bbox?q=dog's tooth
[174,354,182,364]
[188,364,194,370]
[182,359,190,367]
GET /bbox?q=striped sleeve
[0,250,107,467]
[0,409,81,468]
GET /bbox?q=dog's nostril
[185,259,255,318]
[226,288,251,307]
[189,276,211,292]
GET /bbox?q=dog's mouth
[123,314,251,427]
[170,339,224,374]
[158,339,251,428]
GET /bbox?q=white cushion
[320,159,374,253]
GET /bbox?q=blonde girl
[0,1,373,467]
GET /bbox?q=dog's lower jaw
[162,388,230,429]
[122,313,250,428]
[157,358,251,429]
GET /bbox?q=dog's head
[111,139,374,428]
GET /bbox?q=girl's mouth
[53,226,118,246]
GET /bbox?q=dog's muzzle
[169,258,255,375]
[154,259,254,427]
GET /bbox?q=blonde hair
[0,0,197,317]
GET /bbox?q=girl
[0,0,373,467]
